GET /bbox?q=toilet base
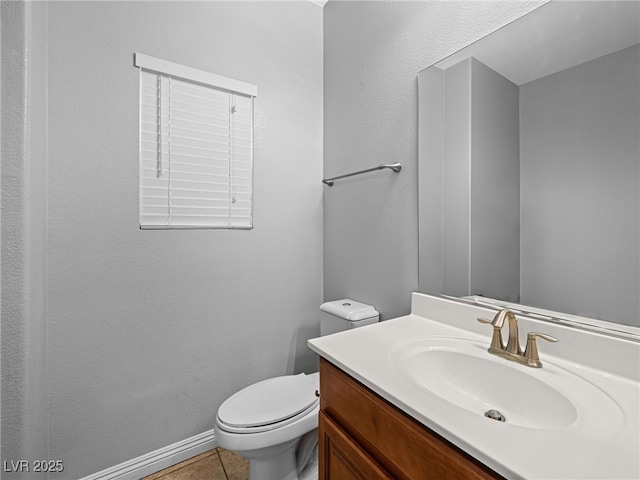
[298,449,318,480]
[240,437,299,480]
[237,435,318,480]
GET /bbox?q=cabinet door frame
[319,411,394,480]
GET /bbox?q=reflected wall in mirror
[418,1,639,328]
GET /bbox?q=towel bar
[322,162,402,186]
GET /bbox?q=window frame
[135,53,257,230]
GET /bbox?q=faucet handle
[477,317,504,352]
[524,332,558,368]
[528,332,558,343]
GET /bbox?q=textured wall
[520,44,639,326]
[323,0,544,319]
[1,2,49,475]
[39,2,322,477]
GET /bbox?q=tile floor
[143,448,248,480]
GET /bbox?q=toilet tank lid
[320,299,379,321]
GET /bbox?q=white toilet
[215,299,379,480]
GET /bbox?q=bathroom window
[135,53,257,229]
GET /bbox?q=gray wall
[1,1,49,473]
[324,0,543,320]
[2,1,323,478]
[520,44,639,325]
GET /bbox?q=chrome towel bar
[322,162,402,186]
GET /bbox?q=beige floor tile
[143,450,227,480]
[168,453,226,480]
[178,453,228,480]
[218,449,249,480]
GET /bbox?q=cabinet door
[319,411,393,480]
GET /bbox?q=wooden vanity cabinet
[318,358,505,480]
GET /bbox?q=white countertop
[308,293,640,480]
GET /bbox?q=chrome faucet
[477,309,558,368]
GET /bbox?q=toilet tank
[320,299,379,336]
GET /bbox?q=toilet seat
[217,374,319,434]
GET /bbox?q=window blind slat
[166,213,251,221]
[169,205,252,215]
[168,178,239,191]
[168,185,251,196]
[170,172,234,183]
[157,127,228,144]
[169,184,237,196]
[169,104,228,124]
[169,197,249,208]
[168,164,231,176]
[168,145,230,159]
[166,136,229,152]
[152,218,251,229]
[170,193,252,204]
[166,154,231,167]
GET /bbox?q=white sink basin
[389,336,624,436]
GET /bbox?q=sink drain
[484,409,506,422]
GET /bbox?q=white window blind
[135,53,256,229]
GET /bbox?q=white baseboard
[80,429,217,480]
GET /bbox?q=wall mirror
[418,0,639,334]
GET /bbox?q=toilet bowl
[214,299,379,480]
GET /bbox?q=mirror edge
[416,290,640,342]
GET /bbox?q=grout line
[216,448,230,480]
